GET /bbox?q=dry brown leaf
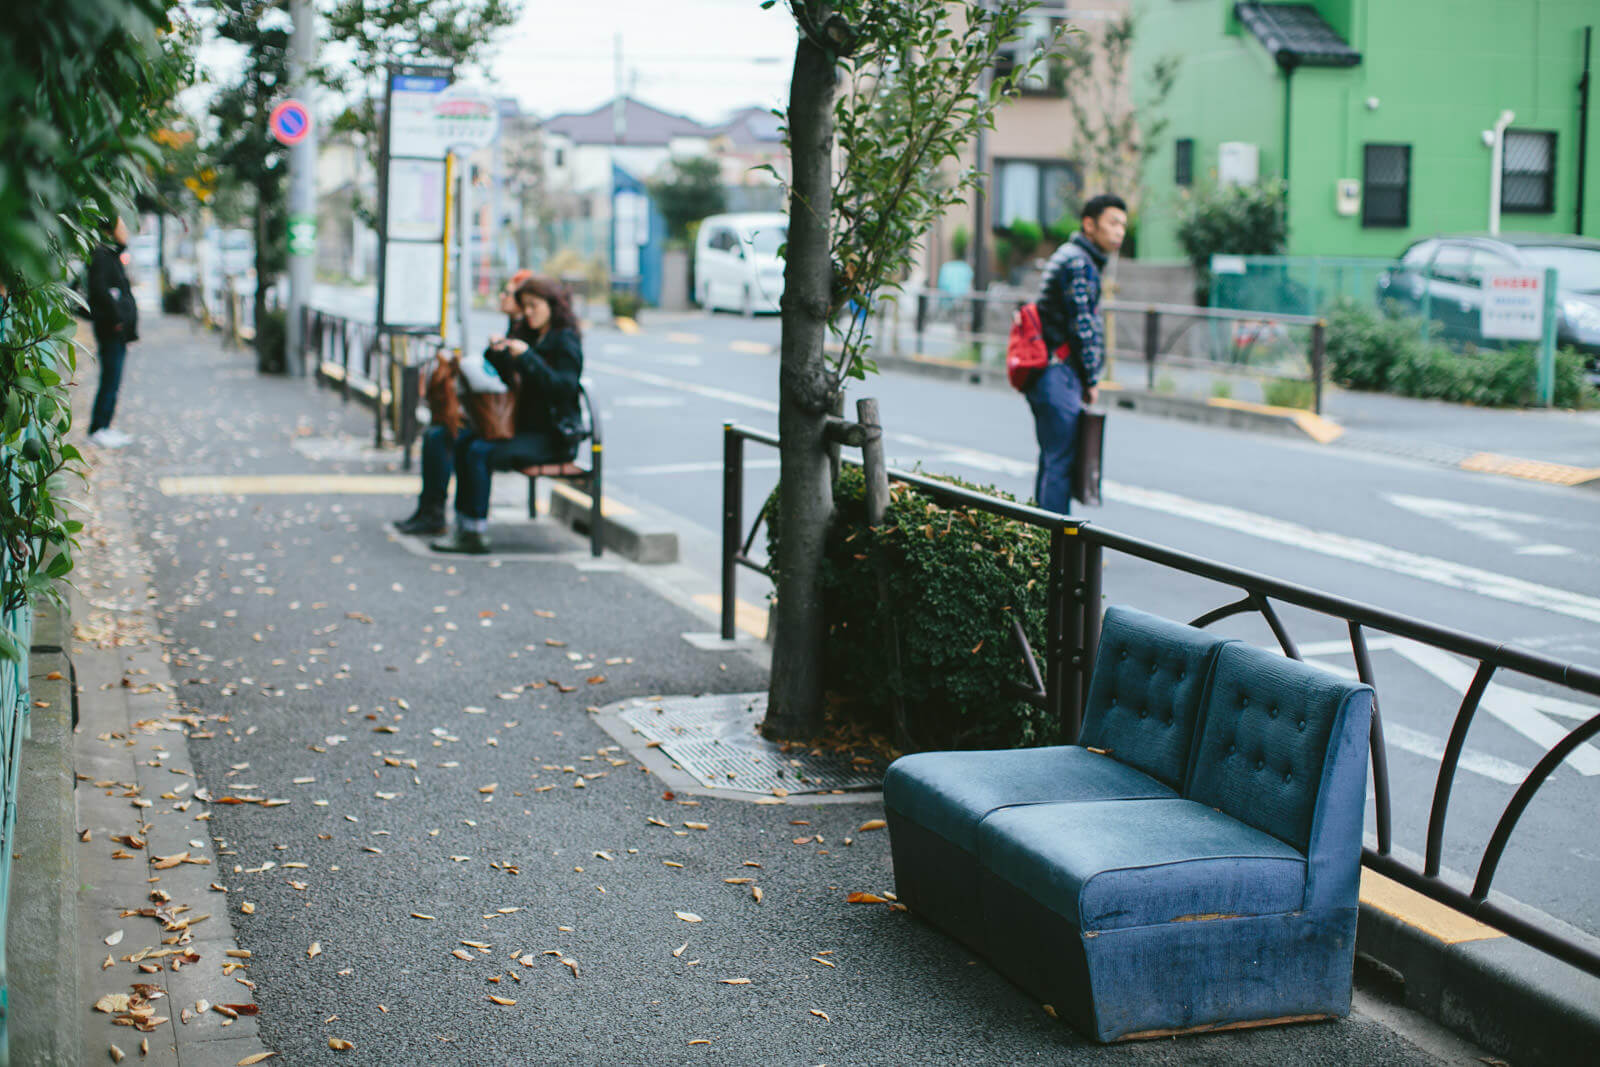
[479,783,497,794]
[810,956,835,967]
[674,911,702,923]
[723,877,752,885]
[857,819,887,832]
[110,1045,126,1063]
[662,861,684,868]
[104,930,124,946]
[225,949,251,959]
[561,957,579,977]
[240,902,255,915]
[451,949,473,961]
[410,913,435,921]
[328,1038,354,1051]
[687,1040,710,1046]
[672,942,688,958]
[306,942,321,959]
[486,995,516,1006]
[236,1054,278,1065]
[752,887,763,904]
[845,892,886,904]
[810,1009,831,1021]
[1042,1004,1058,1018]
[95,994,131,1014]
[684,822,709,831]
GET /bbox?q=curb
[548,482,680,564]
[1356,868,1600,1066]
[1107,388,1344,444]
[7,597,80,1066]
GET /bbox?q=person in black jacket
[433,276,584,555]
[86,216,139,448]
[396,269,535,536]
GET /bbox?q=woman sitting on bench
[432,276,584,555]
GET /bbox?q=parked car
[1375,234,1600,368]
[694,212,787,315]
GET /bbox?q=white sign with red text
[1480,269,1545,341]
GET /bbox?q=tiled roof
[542,96,713,146]
[1235,3,1361,70]
[714,106,784,147]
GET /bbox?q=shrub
[1262,377,1314,409]
[1008,220,1043,262]
[950,224,970,262]
[1210,380,1233,400]
[609,290,644,321]
[766,466,1060,749]
[1326,299,1417,391]
[1175,179,1287,304]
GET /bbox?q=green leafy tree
[649,158,727,245]
[762,0,1059,739]
[0,0,197,658]
[1052,13,1177,210]
[207,0,291,369]
[1175,178,1288,304]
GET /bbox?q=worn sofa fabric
[883,606,1229,951]
[976,640,1374,1041]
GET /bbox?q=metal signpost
[1481,266,1558,406]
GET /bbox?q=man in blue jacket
[86,216,139,448]
[1028,193,1125,513]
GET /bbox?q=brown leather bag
[463,390,516,441]
[1073,405,1106,507]
[425,354,464,437]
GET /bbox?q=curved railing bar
[1011,615,1046,696]
[1251,592,1301,660]
[1472,710,1600,901]
[1424,661,1496,878]
[1349,622,1393,856]
[1078,523,1600,699]
[1189,596,1255,630]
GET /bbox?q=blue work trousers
[453,429,569,520]
[1025,360,1083,515]
[90,334,127,433]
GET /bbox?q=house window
[1175,138,1194,186]
[994,159,1081,229]
[994,13,1062,93]
[1362,144,1410,228]
[1502,130,1556,213]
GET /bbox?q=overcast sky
[190,1,799,128]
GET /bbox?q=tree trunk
[763,7,839,741]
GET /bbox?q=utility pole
[285,0,317,376]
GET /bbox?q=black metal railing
[721,421,1600,979]
[301,307,442,463]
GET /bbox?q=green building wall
[1133,0,1600,263]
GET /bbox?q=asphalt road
[92,315,1472,1064]
[312,287,1600,941]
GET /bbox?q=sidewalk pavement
[13,315,1499,1064]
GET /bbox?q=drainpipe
[1281,61,1296,184]
[1578,26,1592,236]
[1488,109,1516,236]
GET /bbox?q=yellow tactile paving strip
[691,594,770,640]
[1359,868,1504,945]
[1460,452,1600,486]
[158,474,420,495]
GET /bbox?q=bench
[884,605,1373,1042]
[517,383,604,558]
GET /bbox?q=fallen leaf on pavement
[240,902,254,915]
[687,1039,710,1045]
[1042,1004,1058,1018]
[810,956,835,967]
[684,822,709,831]
[672,942,688,958]
[723,878,752,885]
[410,913,435,921]
[857,819,887,832]
[674,912,702,923]
[110,1045,125,1063]
[451,949,473,961]
[845,892,887,904]
[328,1038,354,1050]
[104,930,124,946]
[307,942,321,959]
[236,1055,277,1065]
[810,1009,831,1021]
[752,887,763,904]
[486,995,516,1006]
[719,978,750,985]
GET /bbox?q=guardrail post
[915,291,928,354]
[721,423,742,642]
[1082,536,1102,718]
[1144,309,1159,391]
[1047,528,1071,740]
[373,334,387,448]
[1310,318,1326,415]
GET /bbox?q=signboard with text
[379,71,451,332]
[1480,269,1545,341]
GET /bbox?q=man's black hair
[1080,194,1127,221]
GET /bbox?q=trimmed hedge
[1329,300,1595,408]
[767,466,1058,750]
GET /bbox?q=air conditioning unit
[1218,142,1260,186]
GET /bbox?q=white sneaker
[90,429,131,448]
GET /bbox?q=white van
[694,212,787,315]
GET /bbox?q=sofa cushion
[1078,606,1229,789]
[1187,643,1373,854]
[978,798,1306,932]
[883,746,1176,854]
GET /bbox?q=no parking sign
[269,100,312,146]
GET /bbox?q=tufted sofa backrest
[1079,607,1231,790]
[1186,642,1373,857]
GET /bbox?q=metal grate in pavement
[619,693,881,795]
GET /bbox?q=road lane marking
[1379,722,1530,785]
[1515,544,1577,557]
[617,459,781,476]
[611,395,687,408]
[581,363,1600,629]
[730,340,774,355]
[666,332,702,344]
[1386,639,1600,775]
[159,475,420,495]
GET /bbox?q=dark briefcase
[1073,406,1106,507]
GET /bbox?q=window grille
[1362,144,1410,228]
[1502,130,1555,214]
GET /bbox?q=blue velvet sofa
[883,605,1373,1042]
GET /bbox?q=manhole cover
[619,693,881,795]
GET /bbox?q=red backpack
[1006,302,1050,391]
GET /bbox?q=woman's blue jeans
[452,429,568,520]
